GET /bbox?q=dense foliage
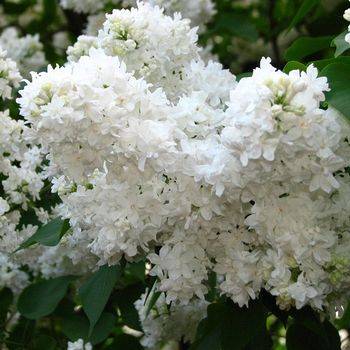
[1,0,350,349]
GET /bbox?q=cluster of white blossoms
[17,2,350,317]
[0,47,21,99]
[0,1,48,29]
[0,27,46,77]
[67,3,202,101]
[124,0,215,30]
[60,0,215,35]
[12,1,350,342]
[135,291,208,348]
[72,3,217,85]
[0,47,46,293]
[60,0,119,14]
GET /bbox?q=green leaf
[106,334,143,350]
[62,313,89,342]
[214,13,258,41]
[113,283,144,331]
[332,31,350,57]
[323,320,341,350]
[236,72,253,81]
[18,276,76,319]
[286,323,322,350]
[124,260,146,284]
[144,281,161,318]
[321,63,350,119]
[205,270,218,303]
[284,36,332,62]
[260,290,289,327]
[286,321,340,350]
[0,288,13,325]
[62,312,117,345]
[287,0,320,32]
[79,265,121,334]
[90,312,116,345]
[16,217,70,251]
[192,299,268,350]
[287,308,341,350]
[283,61,307,74]
[311,57,350,71]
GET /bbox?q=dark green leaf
[323,320,341,350]
[192,299,268,350]
[106,334,143,350]
[0,288,13,325]
[287,0,320,32]
[62,311,116,345]
[260,290,289,326]
[286,323,323,350]
[52,298,75,318]
[144,282,161,318]
[113,283,144,331]
[221,300,268,350]
[79,265,121,334]
[283,61,307,73]
[213,13,258,41]
[205,270,218,303]
[311,57,350,71]
[124,260,146,284]
[284,36,332,62]
[237,72,253,81]
[286,321,340,350]
[90,312,116,345]
[18,276,76,319]
[287,307,341,350]
[16,217,70,251]
[332,31,350,57]
[321,63,350,119]
[62,314,89,342]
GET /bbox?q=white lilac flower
[17,3,350,321]
[85,13,107,35]
[61,0,215,32]
[60,0,117,14]
[53,31,71,55]
[135,292,208,348]
[67,2,199,101]
[0,59,45,294]
[123,0,216,32]
[0,27,46,77]
[0,47,21,99]
[0,252,29,294]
